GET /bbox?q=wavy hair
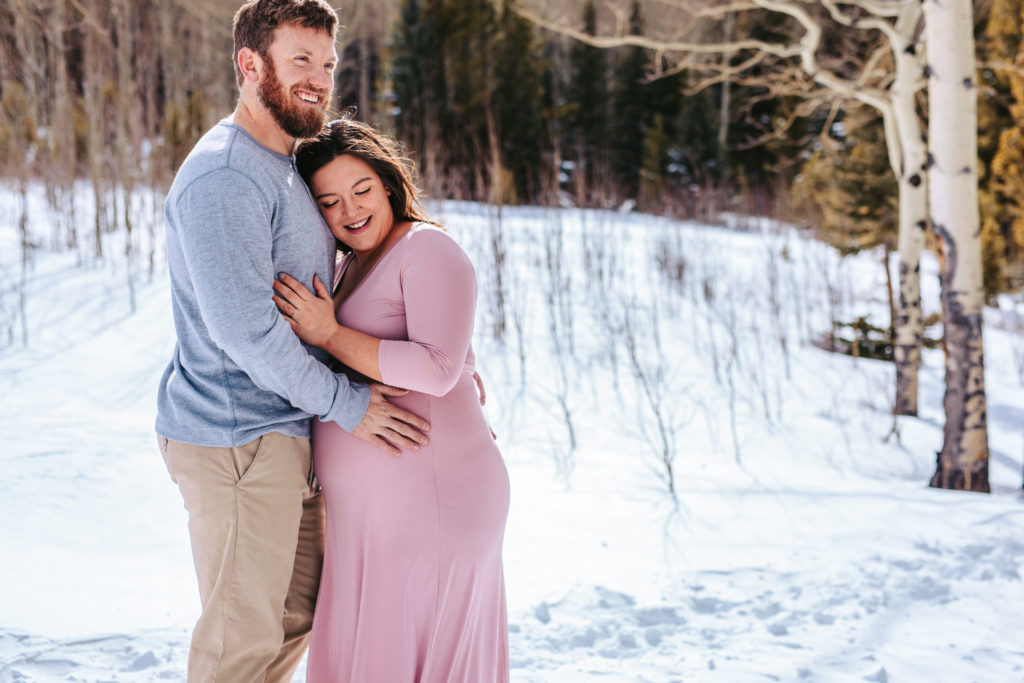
[296,117,440,253]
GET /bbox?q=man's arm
[171,170,368,430]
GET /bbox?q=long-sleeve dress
[305,223,510,683]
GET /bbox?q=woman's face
[310,154,395,261]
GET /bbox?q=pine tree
[565,0,609,201]
[982,0,1024,294]
[791,107,898,256]
[436,0,496,196]
[337,36,381,121]
[640,112,670,209]
[492,0,547,203]
[639,58,683,211]
[391,0,449,196]
[726,8,799,198]
[976,0,1017,172]
[674,77,721,189]
[608,1,650,200]
[392,0,428,153]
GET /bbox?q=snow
[1,191,1023,682]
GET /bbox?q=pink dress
[305,224,510,682]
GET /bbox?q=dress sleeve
[377,229,477,397]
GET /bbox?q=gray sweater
[156,120,370,447]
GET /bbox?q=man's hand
[472,370,497,440]
[352,383,430,456]
[472,370,486,405]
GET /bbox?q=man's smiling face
[257,23,337,140]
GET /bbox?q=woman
[272,118,510,682]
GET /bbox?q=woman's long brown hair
[296,117,440,253]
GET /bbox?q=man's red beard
[258,53,329,140]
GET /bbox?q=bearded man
[155,1,429,680]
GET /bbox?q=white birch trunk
[82,4,107,260]
[49,0,77,251]
[114,0,138,313]
[891,4,928,416]
[923,0,990,491]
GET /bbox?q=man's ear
[237,47,263,85]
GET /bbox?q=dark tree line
[0,0,1020,295]
[388,0,744,212]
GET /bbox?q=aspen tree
[923,0,990,492]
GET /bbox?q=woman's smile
[345,216,372,233]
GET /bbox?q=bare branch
[978,60,1024,77]
[681,50,773,94]
[514,4,803,59]
[821,0,900,43]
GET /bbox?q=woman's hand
[273,273,340,348]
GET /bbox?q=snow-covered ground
[1,193,1023,682]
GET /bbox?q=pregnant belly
[312,373,497,467]
[310,374,508,538]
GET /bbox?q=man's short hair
[232,0,338,87]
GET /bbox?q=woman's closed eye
[355,187,370,196]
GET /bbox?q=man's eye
[296,56,309,63]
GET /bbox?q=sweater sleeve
[377,229,477,397]
[173,169,370,430]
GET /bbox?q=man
[155,1,429,680]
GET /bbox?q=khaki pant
[159,432,324,683]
